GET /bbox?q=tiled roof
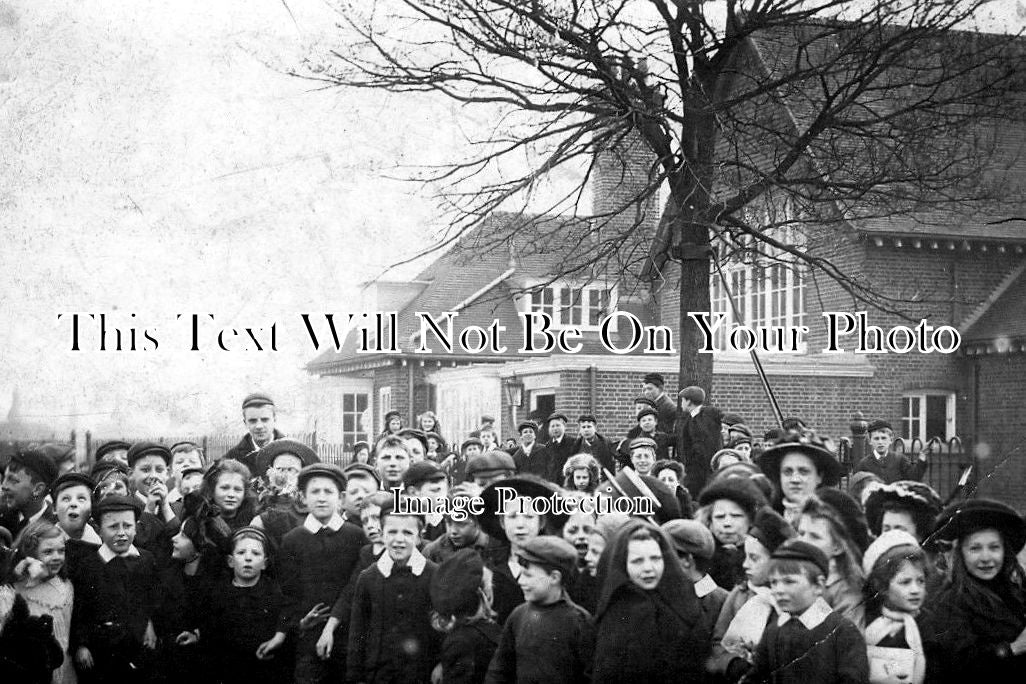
[962,266,1026,343]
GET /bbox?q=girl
[593,520,705,682]
[696,477,766,590]
[579,513,631,613]
[757,429,844,525]
[562,453,600,493]
[797,493,866,625]
[920,498,1026,682]
[417,411,444,443]
[376,409,403,442]
[429,548,501,684]
[12,520,75,684]
[205,527,288,684]
[201,459,257,533]
[352,440,372,465]
[861,531,927,684]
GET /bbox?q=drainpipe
[408,360,416,426]
[589,365,597,415]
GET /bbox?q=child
[697,477,766,590]
[797,492,867,625]
[51,473,101,549]
[89,462,130,500]
[206,527,288,684]
[577,513,631,614]
[68,495,162,682]
[625,436,658,476]
[485,536,593,684]
[653,459,695,518]
[403,460,450,542]
[167,442,205,507]
[743,539,868,684]
[0,449,58,538]
[430,548,500,684]
[374,435,414,493]
[1,550,63,684]
[274,462,365,683]
[562,454,600,493]
[341,463,381,526]
[347,496,440,683]
[125,442,180,565]
[616,408,670,467]
[423,484,486,564]
[352,441,372,466]
[252,440,320,547]
[201,459,258,532]
[854,420,927,484]
[861,531,927,684]
[13,519,75,684]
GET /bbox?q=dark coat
[743,610,868,684]
[853,451,927,484]
[511,444,551,480]
[654,393,678,435]
[223,429,287,473]
[544,437,579,485]
[441,621,501,684]
[0,504,56,540]
[0,589,63,684]
[205,576,289,684]
[678,405,723,494]
[571,434,617,474]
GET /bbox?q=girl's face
[585,532,606,576]
[56,485,92,534]
[742,535,772,586]
[779,452,822,503]
[572,469,591,491]
[797,514,843,558]
[355,448,370,464]
[886,560,926,613]
[421,416,436,431]
[656,468,679,490]
[214,473,246,513]
[171,529,198,561]
[229,537,267,583]
[388,417,402,432]
[881,510,918,539]
[36,536,66,578]
[426,437,440,453]
[501,501,542,549]
[562,512,595,560]
[626,538,664,590]
[710,499,750,546]
[961,528,1004,581]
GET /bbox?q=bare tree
[295,0,1024,394]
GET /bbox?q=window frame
[900,391,956,442]
[524,281,618,331]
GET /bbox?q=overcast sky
[1,0,1024,437]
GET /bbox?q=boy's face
[870,429,893,455]
[743,536,771,586]
[376,446,411,487]
[562,512,594,560]
[244,405,276,445]
[710,499,750,546]
[229,537,267,583]
[655,468,679,490]
[344,475,379,517]
[129,455,168,495]
[585,532,606,576]
[55,484,92,533]
[1,465,45,510]
[572,469,590,490]
[361,504,383,543]
[626,538,664,590]
[518,562,561,604]
[641,382,660,400]
[303,476,342,522]
[797,514,842,558]
[639,415,657,432]
[171,450,203,480]
[402,437,425,463]
[579,422,596,439]
[464,444,482,459]
[769,568,822,615]
[548,420,565,440]
[480,431,496,449]
[445,516,480,548]
[519,428,535,446]
[383,514,421,564]
[501,506,542,548]
[631,448,655,475]
[99,510,137,554]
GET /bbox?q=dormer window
[525,283,617,330]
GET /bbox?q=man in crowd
[223,392,285,472]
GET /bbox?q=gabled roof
[961,264,1026,345]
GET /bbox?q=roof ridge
[958,261,1026,334]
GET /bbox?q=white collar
[507,556,522,579]
[690,405,702,417]
[98,544,141,562]
[425,511,444,528]
[376,548,427,577]
[62,524,102,546]
[303,513,344,533]
[522,443,533,454]
[874,451,888,461]
[777,597,832,629]
[694,574,719,599]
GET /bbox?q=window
[901,391,956,442]
[710,226,807,351]
[341,392,369,450]
[378,386,392,431]
[527,283,617,330]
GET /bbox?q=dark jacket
[485,595,594,684]
[0,504,56,540]
[223,429,287,473]
[0,589,63,684]
[544,437,579,485]
[441,621,501,684]
[205,576,289,684]
[654,393,678,435]
[678,405,723,494]
[511,444,551,480]
[853,451,927,484]
[742,608,868,684]
[571,434,617,474]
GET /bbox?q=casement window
[341,392,370,450]
[527,283,617,330]
[378,386,392,429]
[901,391,956,442]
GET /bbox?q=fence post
[847,412,869,468]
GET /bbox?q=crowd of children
[1,383,1025,684]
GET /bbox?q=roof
[962,265,1026,345]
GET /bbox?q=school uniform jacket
[0,503,56,540]
[853,451,927,484]
[511,443,551,480]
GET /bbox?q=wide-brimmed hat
[931,498,1026,555]
[477,476,568,541]
[698,477,767,521]
[594,469,682,524]
[255,439,319,474]
[757,431,843,487]
[863,480,941,537]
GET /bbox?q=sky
[1,0,1024,438]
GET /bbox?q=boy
[69,495,161,682]
[166,441,205,506]
[853,419,927,484]
[403,460,450,541]
[374,435,413,493]
[572,414,617,474]
[544,412,577,485]
[253,439,321,547]
[271,462,366,684]
[653,459,695,518]
[511,421,549,479]
[617,408,671,467]
[342,462,381,525]
[0,448,58,537]
[743,539,868,684]
[485,535,594,684]
[626,436,658,477]
[423,483,487,563]
[125,442,180,564]
[347,496,440,683]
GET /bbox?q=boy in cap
[743,539,868,684]
[224,392,285,472]
[125,442,181,566]
[273,462,366,683]
[544,412,578,485]
[511,420,550,479]
[854,420,927,484]
[94,440,131,467]
[642,372,678,435]
[341,462,381,526]
[346,496,440,684]
[69,495,162,682]
[166,441,205,507]
[423,483,487,564]
[625,436,659,477]
[617,408,671,468]
[0,448,58,537]
[677,385,723,496]
[466,449,517,489]
[403,460,450,541]
[572,414,617,474]
[485,536,594,684]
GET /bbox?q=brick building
[307,24,1026,507]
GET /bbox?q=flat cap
[629,436,657,451]
[90,460,129,481]
[397,428,428,450]
[92,494,143,521]
[9,449,59,487]
[255,439,319,474]
[728,423,753,439]
[721,413,745,427]
[635,406,657,421]
[50,472,96,497]
[465,449,516,478]
[710,448,744,471]
[867,419,893,433]
[517,421,539,433]
[241,392,275,409]
[678,386,706,404]
[344,462,381,486]
[460,437,485,453]
[479,415,495,424]
[633,397,657,409]
[772,539,829,578]
[431,548,485,617]
[577,414,597,424]
[748,506,795,553]
[126,442,171,467]
[643,373,665,387]
[547,412,568,424]
[94,440,131,461]
[297,462,347,491]
[403,460,448,489]
[516,535,578,580]
[661,519,715,560]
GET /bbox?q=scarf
[722,583,777,661]
[865,606,924,684]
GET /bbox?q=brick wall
[970,353,1026,507]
